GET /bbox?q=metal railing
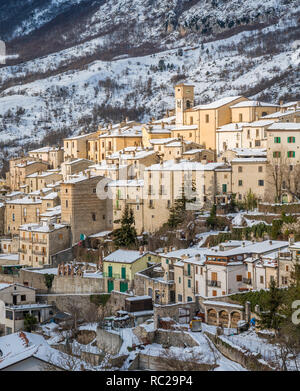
[18,248,27,254]
[103,272,129,280]
[207,280,221,288]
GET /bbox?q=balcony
[243,278,252,285]
[103,272,129,280]
[32,250,46,256]
[207,280,221,288]
[18,248,27,254]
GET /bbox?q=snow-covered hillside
[0,0,299,168]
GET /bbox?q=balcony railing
[243,278,252,285]
[32,250,46,256]
[207,280,221,288]
[18,248,27,254]
[103,272,129,280]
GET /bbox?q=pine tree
[257,279,284,332]
[113,205,137,248]
[167,184,195,228]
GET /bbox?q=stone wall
[154,301,199,328]
[106,290,133,315]
[258,202,300,215]
[204,331,272,371]
[50,247,74,267]
[96,328,123,355]
[129,353,215,371]
[36,294,93,312]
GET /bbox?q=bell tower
[175,84,195,127]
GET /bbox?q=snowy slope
[0,0,299,167]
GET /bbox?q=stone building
[18,222,71,268]
[60,173,112,244]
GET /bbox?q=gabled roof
[104,249,154,264]
[193,96,243,110]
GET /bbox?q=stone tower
[175,83,195,127]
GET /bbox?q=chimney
[87,170,91,179]
[164,247,168,254]
[242,241,245,247]
[195,254,200,262]
[161,121,165,129]
[125,117,129,123]
[289,234,295,245]
[108,123,112,130]
[139,246,144,255]
[269,240,272,245]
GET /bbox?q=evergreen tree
[257,279,284,332]
[113,205,137,248]
[24,314,37,332]
[167,184,195,228]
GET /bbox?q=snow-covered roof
[245,120,275,127]
[64,132,95,140]
[0,283,11,291]
[19,222,66,233]
[193,96,243,110]
[267,122,300,131]
[0,332,86,371]
[230,100,279,108]
[104,249,152,264]
[150,137,177,145]
[172,124,198,130]
[231,158,267,163]
[29,146,61,153]
[6,197,42,205]
[126,295,152,301]
[0,253,19,262]
[202,300,244,309]
[146,160,226,171]
[108,149,156,160]
[262,110,300,119]
[182,149,206,155]
[107,179,144,187]
[152,116,176,124]
[41,192,58,200]
[216,122,249,132]
[231,148,266,157]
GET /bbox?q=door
[121,267,126,280]
[108,266,113,278]
[13,295,17,305]
[120,281,128,293]
[108,279,114,293]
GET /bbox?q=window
[287,151,295,158]
[21,295,26,301]
[238,180,243,186]
[205,114,209,123]
[189,132,192,137]
[188,279,191,288]
[187,296,193,302]
[273,151,281,158]
[212,290,217,297]
[274,137,281,143]
[258,180,264,186]
[236,275,242,282]
[286,265,289,272]
[187,264,191,276]
[23,208,27,217]
[288,136,295,143]
[6,311,13,320]
[260,276,264,284]
[222,184,227,193]
[239,113,243,122]
[92,213,96,221]
[255,140,261,146]
[65,200,68,208]
[179,277,181,284]
[166,259,169,264]
[258,166,263,172]
[93,188,96,193]
[256,129,259,137]
[12,213,15,222]
[178,294,183,301]
[190,117,193,125]
[58,234,63,240]
[238,166,243,173]
[65,189,68,193]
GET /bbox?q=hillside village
[0,84,299,371]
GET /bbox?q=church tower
[175,84,195,127]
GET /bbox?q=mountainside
[0,0,299,169]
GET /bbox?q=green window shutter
[187,264,191,275]
[222,184,227,193]
[166,259,169,264]
[179,277,181,283]
[108,266,113,278]
[274,137,281,143]
[121,267,126,279]
[188,279,191,288]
